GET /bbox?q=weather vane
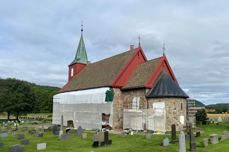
[81,20,83,33]
[138,34,141,47]
[162,43,166,55]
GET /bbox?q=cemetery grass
[0,123,229,152]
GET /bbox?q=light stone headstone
[77,126,83,137]
[210,134,218,144]
[37,143,46,150]
[0,132,8,138]
[146,133,151,139]
[82,133,87,139]
[162,137,169,146]
[9,144,24,152]
[59,115,64,137]
[179,131,186,152]
[202,138,208,147]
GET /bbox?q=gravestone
[59,115,64,137]
[15,134,25,140]
[221,131,229,140]
[179,131,186,152]
[36,133,43,137]
[0,142,4,148]
[9,144,24,152]
[37,143,46,150]
[77,126,83,137]
[0,132,8,138]
[52,125,60,135]
[195,132,201,137]
[21,139,29,145]
[82,133,87,139]
[28,130,36,135]
[210,134,218,144]
[146,133,151,139]
[60,134,69,141]
[189,123,196,152]
[92,141,99,148]
[202,138,208,147]
[104,131,112,145]
[162,137,169,146]
[171,124,177,143]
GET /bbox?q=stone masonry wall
[148,98,187,131]
[112,89,147,130]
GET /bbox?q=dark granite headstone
[36,133,43,137]
[104,131,109,145]
[195,131,201,137]
[0,142,4,148]
[28,130,36,135]
[15,134,25,140]
[77,126,83,137]
[21,139,29,145]
[189,123,196,152]
[9,144,24,152]
[92,141,99,148]
[171,124,177,143]
[52,125,60,135]
[60,134,69,141]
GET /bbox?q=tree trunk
[7,112,10,120]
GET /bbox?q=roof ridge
[89,48,138,65]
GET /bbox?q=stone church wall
[148,98,187,131]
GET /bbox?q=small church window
[181,103,183,110]
[132,97,140,109]
[71,68,74,77]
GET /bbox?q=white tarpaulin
[53,87,110,104]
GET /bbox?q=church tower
[68,24,88,81]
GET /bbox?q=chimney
[130,44,134,50]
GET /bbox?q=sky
[0,0,229,105]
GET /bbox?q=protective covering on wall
[52,87,113,129]
[123,102,166,132]
[53,87,110,104]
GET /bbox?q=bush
[196,109,208,125]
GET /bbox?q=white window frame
[132,97,140,109]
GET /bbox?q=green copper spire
[71,24,88,64]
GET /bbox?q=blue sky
[0,0,229,105]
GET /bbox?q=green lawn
[0,123,229,152]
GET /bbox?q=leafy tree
[195,109,208,125]
[0,78,35,120]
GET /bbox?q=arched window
[71,68,74,77]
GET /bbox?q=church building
[52,27,188,132]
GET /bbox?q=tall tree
[0,78,35,120]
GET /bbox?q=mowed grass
[0,123,229,152]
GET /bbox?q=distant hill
[0,78,60,113]
[187,99,205,107]
[206,103,229,113]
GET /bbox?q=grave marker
[189,123,196,152]
[15,134,25,140]
[0,142,4,148]
[0,132,8,138]
[179,131,186,152]
[21,139,29,145]
[77,126,83,137]
[162,137,169,146]
[210,134,218,144]
[37,143,46,150]
[171,124,177,143]
[202,138,208,147]
[9,144,24,152]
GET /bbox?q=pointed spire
[71,23,88,64]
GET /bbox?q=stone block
[37,143,46,150]
[202,138,208,147]
[21,139,29,145]
[15,134,25,140]
[210,134,218,144]
[9,144,24,152]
